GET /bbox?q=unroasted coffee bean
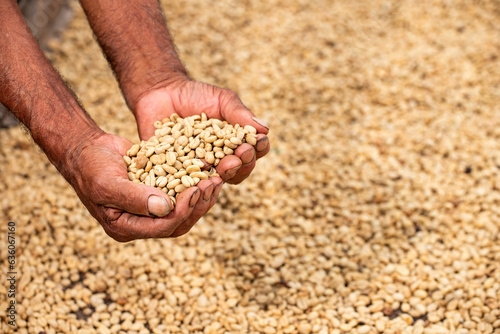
[125,113,259,208]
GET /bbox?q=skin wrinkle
[1,52,29,124]
[31,80,91,165]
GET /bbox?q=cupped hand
[133,78,271,185]
[66,132,223,241]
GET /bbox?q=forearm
[79,0,188,112]
[0,0,103,177]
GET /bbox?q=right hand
[133,77,271,185]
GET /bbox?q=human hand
[133,78,271,185]
[65,132,223,241]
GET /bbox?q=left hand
[62,132,214,241]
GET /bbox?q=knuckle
[219,89,241,106]
[228,178,244,185]
[171,223,197,238]
[221,88,237,98]
[102,224,134,242]
[109,233,134,243]
[170,229,188,238]
[100,214,135,243]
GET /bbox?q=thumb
[219,89,269,135]
[105,178,173,217]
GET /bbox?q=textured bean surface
[124,114,256,208]
[1,0,500,333]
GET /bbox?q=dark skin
[0,0,270,241]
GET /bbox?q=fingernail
[252,117,269,129]
[214,183,223,197]
[240,149,255,163]
[256,137,269,152]
[148,196,171,217]
[203,184,214,201]
[242,153,256,166]
[189,189,200,207]
[225,165,241,176]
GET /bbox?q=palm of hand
[135,80,245,140]
[134,80,270,185]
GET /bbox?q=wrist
[58,123,105,183]
[58,128,106,190]
[31,106,105,182]
[79,0,189,114]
